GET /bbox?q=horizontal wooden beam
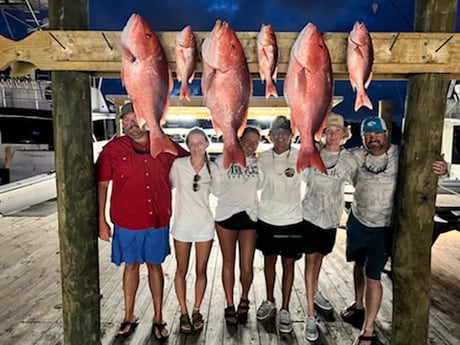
[1,30,459,79]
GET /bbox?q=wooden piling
[49,0,101,344]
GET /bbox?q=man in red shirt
[97,102,188,339]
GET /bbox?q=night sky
[1,0,459,142]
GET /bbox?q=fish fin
[364,71,373,89]
[168,67,174,94]
[273,65,278,82]
[210,118,222,137]
[150,133,179,157]
[265,81,278,99]
[354,90,373,111]
[223,141,246,169]
[297,147,326,173]
[179,84,191,101]
[314,115,328,142]
[188,71,195,84]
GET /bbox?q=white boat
[0,75,116,215]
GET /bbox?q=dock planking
[0,202,459,345]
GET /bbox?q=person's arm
[432,153,449,176]
[97,180,111,241]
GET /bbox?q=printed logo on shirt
[227,164,259,179]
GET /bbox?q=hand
[98,220,112,242]
[432,153,448,176]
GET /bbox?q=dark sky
[0,0,459,133]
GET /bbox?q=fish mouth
[212,20,228,39]
[121,13,140,42]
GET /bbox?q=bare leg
[122,263,140,322]
[216,224,238,307]
[353,277,382,345]
[174,240,192,315]
[146,263,164,324]
[305,253,323,316]
[353,263,365,309]
[281,257,295,310]
[264,254,277,302]
[193,240,213,309]
[238,229,257,300]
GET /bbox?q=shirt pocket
[115,154,134,178]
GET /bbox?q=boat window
[452,126,460,164]
[93,119,116,141]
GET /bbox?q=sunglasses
[193,174,201,192]
[362,152,388,174]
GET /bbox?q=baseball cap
[324,113,351,140]
[120,102,134,118]
[360,116,387,136]
[270,116,291,131]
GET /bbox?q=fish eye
[231,43,236,49]
[146,33,151,39]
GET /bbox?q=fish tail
[297,146,326,173]
[223,141,246,169]
[354,89,373,111]
[150,133,179,158]
[265,81,278,99]
[179,84,191,101]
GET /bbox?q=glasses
[193,174,201,192]
[362,152,388,174]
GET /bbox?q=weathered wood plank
[0,207,459,344]
[1,31,460,78]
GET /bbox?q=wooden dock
[0,200,459,345]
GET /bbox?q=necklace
[362,151,389,174]
[322,148,342,170]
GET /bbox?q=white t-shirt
[257,147,303,226]
[350,144,399,228]
[169,156,219,242]
[214,154,259,222]
[302,148,358,229]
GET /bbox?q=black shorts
[302,220,337,256]
[215,211,257,231]
[256,219,304,260]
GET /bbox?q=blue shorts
[346,211,391,280]
[111,224,171,265]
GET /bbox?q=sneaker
[257,300,276,320]
[304,316,319,342]
[314,291,332,311]
[278,309,293,333]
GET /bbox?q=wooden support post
[378,99,393,142]
[49,1,101,344]
[392,0,457,344]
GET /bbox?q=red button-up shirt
[96,135,188,230]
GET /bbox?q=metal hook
[389,32,400,51]
[101,32,113,50]
[48,32,66,50]
[435,35,453,53]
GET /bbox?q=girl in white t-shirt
[169,127,219,333]
[214,126,260,325]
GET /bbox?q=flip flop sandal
[115,320,139,338]
[237,298,250,322]
[340,302,364,328]
[179,313,193,334]
[152,322,169,340]
[192,311,204,331]
[224,305,238,326]
[354,333,378,345]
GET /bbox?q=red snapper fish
[201,20,252,169]
[347,21,374,111]
[284,22,333,173]
[175,25,198,101]
[118,13,177,157]
[257,24,279,98]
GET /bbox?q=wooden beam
[1,30,460,78]
[392,1,457,345]
[50,1,101,344]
